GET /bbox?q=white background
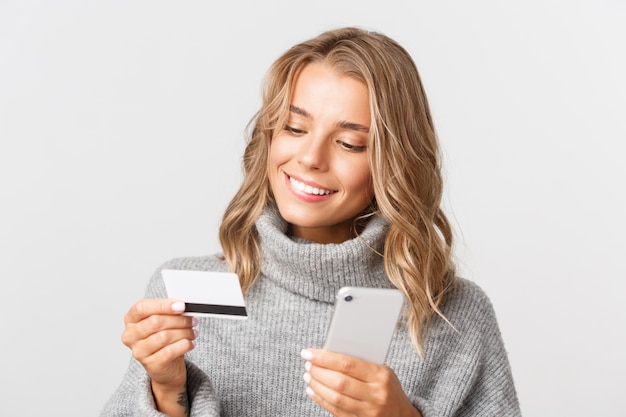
[1,1,624,416]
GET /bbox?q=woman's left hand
[300,348,422,417]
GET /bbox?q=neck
[255,206,394,303]
[288,221,355,244]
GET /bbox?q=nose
[297,134,329,171]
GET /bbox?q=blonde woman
[102,27,521,417]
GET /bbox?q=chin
[277,207,317,226]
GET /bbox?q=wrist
[151,380,190,417]
[151,379,186,395]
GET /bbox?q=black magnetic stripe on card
[184,303,248,317]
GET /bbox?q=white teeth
[289,177,334,195]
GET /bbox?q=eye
[338,140,367,153]
[283,125,306,135]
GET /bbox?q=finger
[304,371,362,416]
[305,360,367,400]
[132,327,198,361]
[137,314,197,336]
[122,314,196,347]
[301,348,378,381]
[125,298,186,324]
[143,338,196,373]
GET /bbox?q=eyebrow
[289,105,370,133]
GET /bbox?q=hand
[301,348,422,417]
[121,298,197,388]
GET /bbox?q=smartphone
[323,286,404,364]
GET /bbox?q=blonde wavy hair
[219,27,456,354]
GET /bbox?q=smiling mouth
[289,176,336,196]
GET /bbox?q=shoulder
[425,277,511,372]
[423,278,521,414]
[445,277,495,314]
[438,277,501,334]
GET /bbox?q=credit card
[161,269,247,319]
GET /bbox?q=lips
[288,175,336,196]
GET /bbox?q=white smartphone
[323,286,405,364]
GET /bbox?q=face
[268,62,373,244]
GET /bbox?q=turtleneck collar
[255,206,395,303]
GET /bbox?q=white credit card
[161,269,247,320]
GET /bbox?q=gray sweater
[101,208,521,416]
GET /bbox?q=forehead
[289,62,370,124]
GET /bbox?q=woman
[101,27,521,417]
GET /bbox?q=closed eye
[339,141,367,152]
[284,125,307,135]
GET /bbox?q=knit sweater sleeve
[100,258,223,417]
[407,279,521,417]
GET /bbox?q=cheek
[268,141,283,177]
[268,137,292,192]
[342,159,373,194]
[268,135,291,169]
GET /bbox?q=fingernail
[192,317,199,326]
[300,349,313,360]
[193,329,198,338]
[172,301,185,312]
[306,386,315,397]
[303,372,311,383]
[305,361,312,372]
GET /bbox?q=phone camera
[344,295,353,302]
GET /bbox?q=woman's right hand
[121,299,197,389]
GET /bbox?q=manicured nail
[172,301,185,312]
[300,349,313,360]
[306,386,315,397]
[192,317,199,326]
[193,329,198,338]
[303,372,311,383]
[305,361,312,372]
